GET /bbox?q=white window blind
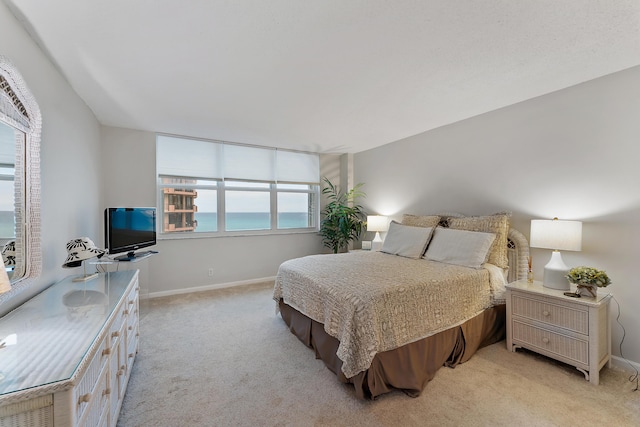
[276,150,320,184]
[157,135,319,183]
[157,135,222,179]
[0,123,16,166]
[223,144,276,182]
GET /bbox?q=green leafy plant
[319,177,366,254]
[566,266,612,287]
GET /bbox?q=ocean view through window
[156,135,320,236]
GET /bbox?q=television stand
[114,250,157,262]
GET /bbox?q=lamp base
[542,251,570,291]
[371,232,383,252]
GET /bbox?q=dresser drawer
[512,319,589,365]
[511,294,589,335]
[0,395,53,427]
[74,336,109,423]
[77,365,110,427]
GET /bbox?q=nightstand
[506,280,612,385]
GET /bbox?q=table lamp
[530,218,582,290]
[367,215,389,251]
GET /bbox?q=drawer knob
[124,309,129,315]
[128,325,133,330]
[542,337,550,344]
[129,300,135,305]
[78,393,91,404]
[128,352,135,358]
[111,331,119,338]
[102,388,111,396]
[102,348,111,356]
[542,310,550,317]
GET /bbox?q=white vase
[576,284,597,298]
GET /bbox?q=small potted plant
[566,266,611,297]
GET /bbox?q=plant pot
[576,283,598,298]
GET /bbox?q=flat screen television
[104,207,156,261]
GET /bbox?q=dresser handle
[128,300,135,305]
[542,337,550,344]
[542,310,550,317]
[111,331,119,338]
[124,309,129,315]
[128,352,135,358]
[102,348,111,356]
[128,325,133,330]
[78,393,91,404]
[102,388,111,396]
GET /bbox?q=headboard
[507,228,530,283]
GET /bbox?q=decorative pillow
[381,221,434,259]
[401,214,440,228]
[424,227,497,269]
[447,213,510,268]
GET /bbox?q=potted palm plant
[319,177,366,253]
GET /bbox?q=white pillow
[424,227,496,269]
[381,221,434,259]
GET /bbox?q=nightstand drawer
[512,319,589,365]
[511,294,589,335]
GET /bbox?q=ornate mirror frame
[0,55,42,305]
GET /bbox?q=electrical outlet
[208,268,214,277]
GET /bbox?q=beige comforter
[273,251,493,378]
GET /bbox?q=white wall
[0,2,103,314]
[355,66,640,365]
[100,126,330,296]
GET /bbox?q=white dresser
[506,280,611,385]
[0,270,140,426]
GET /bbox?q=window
[156,135,320,236]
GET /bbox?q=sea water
[195,212,310,231]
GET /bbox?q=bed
[273,213,530,399]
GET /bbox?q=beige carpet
[118,281,640,427]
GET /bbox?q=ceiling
[5,1,640,154]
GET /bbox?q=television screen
[105,207,156,260]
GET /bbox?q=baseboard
[144,276,276,299]
[610,355,640,374]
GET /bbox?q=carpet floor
[117,281,640,426]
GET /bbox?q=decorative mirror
[0,55,41,304]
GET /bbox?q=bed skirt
[278,300,506,400]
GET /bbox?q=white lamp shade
[530,219,582,251]
[367,215,389,232]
